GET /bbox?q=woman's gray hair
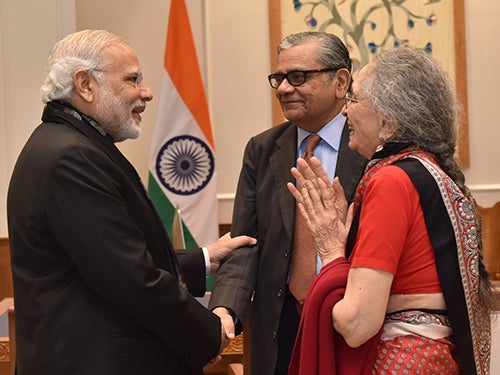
[359,48,467,189]
[278,31,352,72]
[360,47,458,158]
[40,30,126,104]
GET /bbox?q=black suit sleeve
[176,249,206,297]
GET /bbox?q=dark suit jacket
[208,121,367,375]
[7,101,220,375]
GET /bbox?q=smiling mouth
[133,105,146,113]
[282,100,303,109]
[132,105,146,117]
[132,108,145,123]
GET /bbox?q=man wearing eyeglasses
[209,31,367,375]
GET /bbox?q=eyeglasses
[344,93,365,107]
[268,68,338,89]
[92,69,144,87]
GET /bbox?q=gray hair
[359,47,458,159]
[278,31,352,72]
[40,30,126,104]
[359,48,466,194]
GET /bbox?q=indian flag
[148,0,218,289]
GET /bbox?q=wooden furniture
[203,334,244,375]
[0,239,13,303]
[478,202,500,281]
[0,239,13,375]
[0,298,14,375]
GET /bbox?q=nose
[139,82,154,102]
[276,78,295,95]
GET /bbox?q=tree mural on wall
[289,0,441,72]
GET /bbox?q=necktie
[289,134,322,311]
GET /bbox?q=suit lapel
[269,123,297,244]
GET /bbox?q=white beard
[94,83,142,142]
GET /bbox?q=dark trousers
[275,289,300,375]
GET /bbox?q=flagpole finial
[172,205,186,248]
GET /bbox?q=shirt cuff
[202,246,211,276]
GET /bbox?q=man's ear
[334,68,351,99]
[73,69,96,103]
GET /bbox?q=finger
[315,177,336,212]
[287,181,304,204]
[220,232,232,240]
[300,180,323,216]
[292,182,314,222]
[290,167,306,190]
[297,181,329,235]
[230,235,257,247]
[332,177,347,203]
[209,355,222,365]
[296,158,320,189]
[308,157,331,187]
[222,314,235,339]
[345,203,355,233]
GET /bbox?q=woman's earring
[375,137,386,152]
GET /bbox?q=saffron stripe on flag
[165,0,214,148]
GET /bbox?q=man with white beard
[7,29,255,375]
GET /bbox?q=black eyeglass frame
[267,67,339,89]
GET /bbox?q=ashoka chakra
[155,135,215,195]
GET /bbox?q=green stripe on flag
[148,172,215,290]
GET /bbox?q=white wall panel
[0,0,76,236]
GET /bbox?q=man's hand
[208,307,236,365]
[205,233,257,273]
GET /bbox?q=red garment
[374,334,459,374]
[288,257,381,375]
[349,165,441,294]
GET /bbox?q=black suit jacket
[208,121,367,375]
[7,101,220,375]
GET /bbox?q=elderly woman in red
[287,47,495,375]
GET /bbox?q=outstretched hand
[205,232,257,273]
[287,157,353,265]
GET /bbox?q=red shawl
[288,257,381,375]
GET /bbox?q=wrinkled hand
[209,307,235,365]
[287,157,353,265]
[205,233,257,273]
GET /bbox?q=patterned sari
[347,144,491,375]
[374,309,459,374]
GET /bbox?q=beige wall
[0,0,76,237]
[1,0,500,236]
